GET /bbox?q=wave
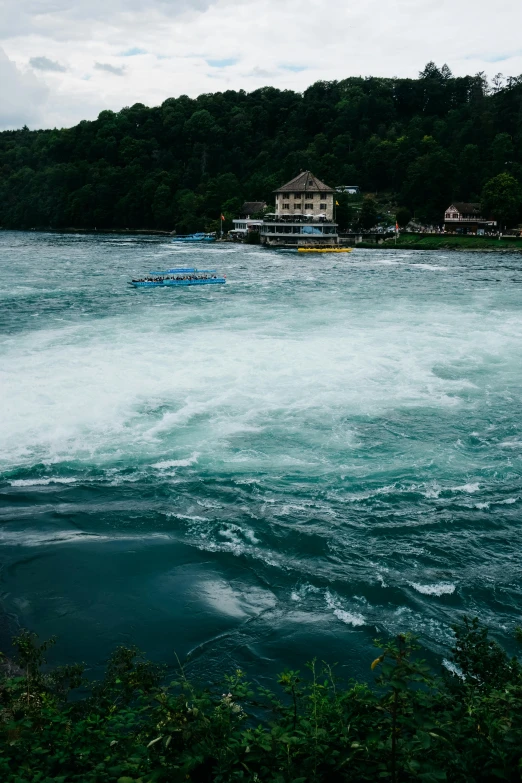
[424,484,442,498]
[9,477,78,486]
[325,589,366,626]
[409,582,456,596]
[290,583,321,602]
[452,483,480,494]
[409,263,449,271]
[151,452,200,469]
[499,440,522,449]
[0,529,170,546]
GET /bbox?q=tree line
[1,62,522,232]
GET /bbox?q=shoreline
[2,228,522,252]
[353,242,522,253]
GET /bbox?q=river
[1,231,521,679]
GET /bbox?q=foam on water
[2,255,519,472]
[290,583,321,602]
[1,234,522,673]
[9,477,78,486]
[151,452,200,469]
[409,582,456,596]
[325,589,366,626]
[453,483,480,494]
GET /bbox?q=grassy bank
[2,618,522,782]
[369,234,522,251]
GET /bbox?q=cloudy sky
[0,0,521,130]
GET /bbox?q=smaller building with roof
[260,171,338,247]
[444,202,496,234]
[231,201,267,239]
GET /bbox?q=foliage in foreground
[1,618,522,782]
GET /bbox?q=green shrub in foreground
[1,617,522,782]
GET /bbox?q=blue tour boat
[130,268,226,288]
[172,232,215,243]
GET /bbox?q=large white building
[260,171,338,247]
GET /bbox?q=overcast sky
[1,0,521,130]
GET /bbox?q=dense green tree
[490,132,515,176]
[334,193,353,230]
[395,206,411,227]
[457,144,482,200]
[1,64,522,231]
[481,172,522,229]
[359,196,378,229]
[401,148,457,222]
[152,183,174,229]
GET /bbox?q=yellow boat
[297,247,352,253]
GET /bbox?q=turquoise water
[1,232,521,678]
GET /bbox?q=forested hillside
[1,63,522,232]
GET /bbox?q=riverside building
[260,171,338,247]
[230,201,266,239]
[443,202,497,234]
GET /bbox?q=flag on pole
[395,221,399,232]
[335,200,340,206]
[221,214,225,221]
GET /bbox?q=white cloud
[0,47,48,129]
[0,0,217,40]
[0,0,521,129]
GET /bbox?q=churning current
[1,232,521,678]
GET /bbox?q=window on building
[320,203,327,210]
[294,205,301,210]
[294,193,300,199]
[282,203,290,209]
[306,193,314,198]
[283,194,289,200]
[305,204,314,210]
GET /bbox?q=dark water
[1,232,521,678]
